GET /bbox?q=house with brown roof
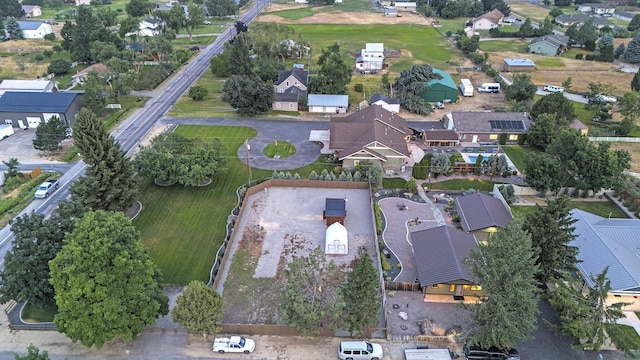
[72,63,110,85]
[442,112,530,145]
[473,9,504,31]
[329,105,411,171]
[411,225,483,300]
[455,192,513,242]
[273,66,309,112]
[570,119,588,135]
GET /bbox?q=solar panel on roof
[490,120,524,130]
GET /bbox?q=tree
[50,211,168,349]
[135,131,228,186]
[171,280,224,336]
[628,14,640,31]
[47,58,71,75]
[62,6,98,63]
[184,3,205,41]
[615,43,626,60]
[32,116,67,152]
[632,70,640,92]
[338,251,380,337]
[624,33,640,64]
[523,152,568,195]
[393,64,442,115]
[430,152,453,176]
[210,44,231,77]
[188,85,209,101]
[221,75,273,115]
[309,44,352,95]
[5,17,23,40]
[466,221,539,349]
[71,109,138,211]
[96,7,118,27]
[597,33,614,62]
[554,0,571,6]
[518,18,535,38]
[14,344,49,360]
[0,0,24,19]
[3,158,20,178]
[126,0,152,17]
[531,91,575,124]
[505,73,537,103]
[279,247,344,335]
[549,7,563,18]
[205,0,238,17]
[229,33,253,77]
[546,268,629,353]
[561,76,572,91]
[82,72,107,116]
[527,113,556,149]
[522,196,578,285]
[457,34,480,54]
[0,201,85,307]
[355,160,383,188]
[573,19,598,48]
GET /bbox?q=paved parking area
[0,128,64,164]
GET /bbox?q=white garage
[27,117,41,128]
[325,222,348,255]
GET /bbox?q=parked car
[463,345,520,360]
[339,341,383,360]
[543,85,564,93]
[34,180,59,199]
[203,20,212,25]
[435,101,445,109]
[212,336,255,354]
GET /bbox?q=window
[489,134,498,140]
[449,284,455,292]
[5,120,12,125]
[471,285,482,291]
[353,160,360,166]
[509,134,518,141]
[344,351,352,355]
[285,81,290,86]
[289,103,294,109]
[431,284,439,288]
[276,103,281,108]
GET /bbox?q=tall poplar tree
[466,220,540,349]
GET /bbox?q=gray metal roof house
[456,192,512,241]
[570,209,640,310]
[0,92,83,129]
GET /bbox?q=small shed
[420,68,458,103]
[324,198,347,225]
[503,58,535,72]
[325,222,348,255]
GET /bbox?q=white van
[477,83,500,93]
[338,341,383,360]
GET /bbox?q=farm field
[508,2,550,23]
[480,40,528,53]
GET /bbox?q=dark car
[463,345,520,360]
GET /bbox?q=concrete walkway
[618,311,640,336]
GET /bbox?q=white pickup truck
[212,336,255,354]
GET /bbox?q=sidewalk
[618,311,640,336]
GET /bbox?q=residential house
[370,94,400,113]
[455,192,513,242]
[308,94,348,113]
[356,43,385,74]
[442,111,530,145]
[273,66,309,112]
[15,21,52,39]
[411,225,483,299]
[570,119,588,135]
[422,129,460,147]
[472,9,504,31]
[570,209,640,311]
[294,0,309,3]
[74,0,91,5]
[378,0,392,6]
[0,92,83,129]
[420,68,458,103]
[503,58,535,71]
[614,10,635,21]
[577,3,615,16]
[528,34,570,56]
[329,105,411,170]
[555,14,614,28]
[131,17,164,37]
[0,79,57,97]
[363,43,385,58]
[394,2,417,11]
[72,63,110,85]
[21,5,42,17]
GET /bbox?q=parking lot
[0,127,67,164]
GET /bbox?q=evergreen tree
[522,196,578,285]
[531,91,575,124]
[5,17,23,40]
[632,70,640,92]
[309,43,352,95]
[624,33,640,64]
[72,108,111,165]
[32,116,67,152]
[338,251,381,337]
[171,280,224,336]
[393,64,441,115]
[597,33,614,62]
[466,221,539,349]
[229,33,253,76]
[628,14,640,32]
[0,0,24,19]
[615,43,626,60]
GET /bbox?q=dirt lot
[218,187,376,324]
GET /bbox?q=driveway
[0,128,66,164]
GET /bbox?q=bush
[3,175,24,191]
[47,58,71,75]
[585,54,596,61]
[43,50,53,58]
[33,54,44,62]
[43,33,56,41]
[354,83,364,92]
[188,85,208,101]
[374,202,383,234]
[575,53,584,60]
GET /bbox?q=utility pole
[245,139,252,186]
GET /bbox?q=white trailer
[0,124,15,140]
[459,78,473,97]
[404,348,452,360]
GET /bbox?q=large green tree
[279,247,344,336]
[309,43,352,95]
[524,152,569,194]
[221,75,273,115]
[505,73,537,103]
[526,113,556,150]
[628,14,640,31]
[32,116,67,152]
[0,201,85,307]
[136,131,228,186]
[522,196,578,285]
[71,109,138,211]
[229,32,253,77]
[393,64,441,115]
[184,2,205,41]
[531,91,575,124]
[338,251,380,337]
[171,280,224,336]
[632,71,640,92]
[205,0,238,17]
[597,33,614,62]
[466,221,539,349]
[0,0,24,19]
[5,17,23,40]
[61,7,98,63]
[624,33,640,64]
[125,0,152,17]
[49,210,169,349]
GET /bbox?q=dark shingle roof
[371,93,400,105]
[274,92,299,102]
[325,198,346,217]
[329,105,411,159]
[423,129,459,141]
[456,193,512,231]
[412,225,479,286]
[0,92,80,113]
[275,67,309,88]
[447,112,530,134]
[555,13,613,26]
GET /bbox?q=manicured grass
[480,40,528,53]
[432,18,468,35]
[263,140,296,158]
[134,125,334,285]
[21,302,56,323]
[509,200,625,219]
[509,2,550,23]
[266,7,316,20]
[534,57,565,68]
[428,178,498,192]
[383,177,407,189]
[502,145,542,172]
[168,74,234,118]
[606,323,640,352]
[573,102,598,125]
[171,35,219,51]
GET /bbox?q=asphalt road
[0,0,270,272]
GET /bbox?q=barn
[0,92,83,129]
[420,68,458,103]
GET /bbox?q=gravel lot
[0,128,67,164]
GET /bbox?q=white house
[74,0,91,5]
[14,21,52,39]
[472,9,504,31]
[130,17,165,37]
[325,222,348,255]
[21,5,42,17]
[0,79,57,97]
[308,94,349,113]
[370,94,400,113]
[363,43,384,58]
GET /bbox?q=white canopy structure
[325,222,348,255]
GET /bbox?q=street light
[244,139,252,185]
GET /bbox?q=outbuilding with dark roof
[442,111,530,145]
[455,192,512,241]
[0,92,83,129]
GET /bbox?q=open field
[508,2,549,23]
[480,40,528,53]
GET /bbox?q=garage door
[27,117,42,128]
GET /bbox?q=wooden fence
[385,281,420,292]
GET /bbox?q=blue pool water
[468,156,478,163]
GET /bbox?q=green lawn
[134,125,335,285]
[21,302,56,323]
[263,140,296,158]
[168,74,235,118]
[510,200,625,219]
[502,145,542,172]
[509,2,550,23]
[534,57,565,68]
[428,178,498,192]
[433,18,468,35]
[265,7,317,20]
[383,177,408,189]
[480,40,528,53]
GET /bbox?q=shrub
[388,291,396,297]
[396,263,402,268]
[381,256,392,271]
[188,85,208,101]
[43,50,53,58]
[354,83,364,92]
[47,58,71,75]
[585,54,596,61]
[575,53,584,60]
[44,33,56,41]
[33,54,44,62]
[374,202,383,234]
